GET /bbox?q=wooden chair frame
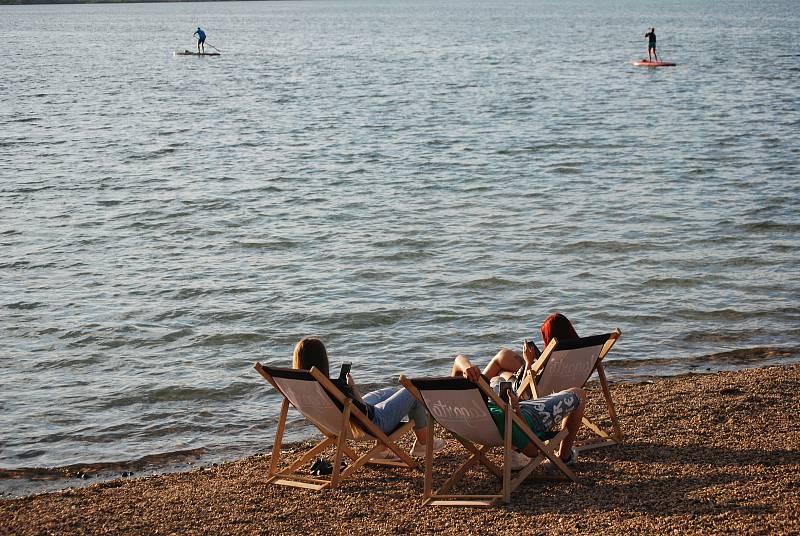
[399,375,577,507]
[516,329,622,452]
[254,362,416,491]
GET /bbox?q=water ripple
[1,0,798,482]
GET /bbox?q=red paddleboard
[631,59,676,67]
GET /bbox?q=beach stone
[4,364,800,535]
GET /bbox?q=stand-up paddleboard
[631,59,676,67]
[175,50,221,57]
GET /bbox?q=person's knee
[496,348,523,366]
[451,356,467,376]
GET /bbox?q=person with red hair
[448,313,585,469]
[460,312,579,394]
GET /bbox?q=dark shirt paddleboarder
[194,27,206,54]
[645,28,658,61]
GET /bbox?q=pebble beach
[3,364,799,535]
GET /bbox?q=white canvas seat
[254,363,416,491]
[517,329,622,451]
[399,375,577,507]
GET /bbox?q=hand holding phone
[499,381,513,403]
[524,339,541,359]
[338,362,352,380]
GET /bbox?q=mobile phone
[525,339,541,358]
[338,362,352,380]
[499,381,513,403]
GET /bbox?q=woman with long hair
[447,313,584,469]
[476,312,579,392]
[292,337,442,457]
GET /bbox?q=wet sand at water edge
[2,364,799,535]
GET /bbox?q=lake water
[1,0,799,494]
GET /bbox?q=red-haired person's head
[540,313,579,346]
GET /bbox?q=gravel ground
[3,364,799,535]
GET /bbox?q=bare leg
[450,355,469,377]
[482,348,524,380]
[520,387,586,461]
[557,387,586,460]
[653,47,658,61]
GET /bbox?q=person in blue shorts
[645,27,658,61]
[194,27,206,54]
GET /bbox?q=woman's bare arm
[345,373,366,405]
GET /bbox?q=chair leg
[337,420,417,481]
[511,452,544,490]
[455,438,502,477]
[274,437,336,478]
[436,440,500,497]
[596,364,623,442]
[574,364,622,452]
[269,399,289,476]
[329,403,352,489]
[436,446,480,495]
[424,411,434,500]
[502,406,512,503]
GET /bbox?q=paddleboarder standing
[645,27,658,61]
[194,27,206,54]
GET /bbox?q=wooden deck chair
[254,362,416,491]
[516,329,622,452]
[398,375,577,507]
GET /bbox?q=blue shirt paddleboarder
[194,27,206,54]
[644,27,658,61]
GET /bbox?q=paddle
[204,42,223,53]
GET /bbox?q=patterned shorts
[517,390,579,436]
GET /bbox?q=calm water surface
[1,0,799,493]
